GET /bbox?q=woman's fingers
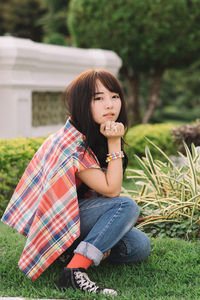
[101,249,111,261]
[100,121,124,137]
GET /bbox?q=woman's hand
[100,121,124,139]
[101,249,111,261]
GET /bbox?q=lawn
[0,222,200,299]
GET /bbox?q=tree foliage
[0,0,6,35]
[1,0,45,41]
[151,60,200,123]
[38,0,71,45]
[161,63,200,109]
[68,0,200,123]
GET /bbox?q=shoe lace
[74,271,100,293]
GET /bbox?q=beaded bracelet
[106,151,124,163]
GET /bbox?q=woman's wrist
[106,151,124,163]
[107,137,121,153]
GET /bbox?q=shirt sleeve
[73,144,100,173]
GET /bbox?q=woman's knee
[117,196,140,221]
[108,229,151,264]
[135,232,151,261]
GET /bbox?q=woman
[1,69,150,296]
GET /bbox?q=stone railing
[0,36,122,139]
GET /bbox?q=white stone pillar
[0,36,122,139]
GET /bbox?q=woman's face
[90,80,122,125]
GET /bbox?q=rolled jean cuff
[74,241,103,266]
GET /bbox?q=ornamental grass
[123,139,200,239]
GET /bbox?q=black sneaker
[56,267,117,295]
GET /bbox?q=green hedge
[125,123,178,167]
[0,137,45,218]
[0,123,177,218]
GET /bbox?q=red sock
[67,253,93,270]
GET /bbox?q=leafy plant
[123,139,200,239]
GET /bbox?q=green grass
[0,222,200,299]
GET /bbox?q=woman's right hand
[101,249,111,261]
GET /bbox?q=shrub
[0,137,45,218]
[125,123,177,167]
[172,119,200,154]
[43,32,68,46]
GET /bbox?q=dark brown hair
[64,69,128,177]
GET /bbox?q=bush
[0,137,45,218]
[43,32,68,46]
[125,123,177,167]
[172,119,200,154]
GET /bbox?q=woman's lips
[104,113,115,117]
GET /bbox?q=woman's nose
[105,96,113,108]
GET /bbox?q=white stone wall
[0,36,122,139]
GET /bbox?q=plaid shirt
[1,119,100,280]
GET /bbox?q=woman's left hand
[100,121,124,138]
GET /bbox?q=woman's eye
[113,95,120,99]
[94,97,103,101]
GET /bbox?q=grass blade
[134,154,160,193]
[183,142,198,196]
[145,137,180,173]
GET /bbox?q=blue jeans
[73,196,151,266]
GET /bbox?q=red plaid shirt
[1,119,100,280]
